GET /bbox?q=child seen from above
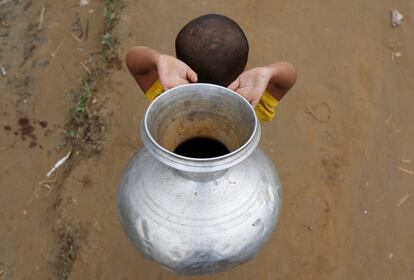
[126,14,297,121]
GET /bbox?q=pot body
[118,84,282,275]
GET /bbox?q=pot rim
[142,83,261,172]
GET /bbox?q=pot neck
[141,122,261,174]
[140,83,261,176]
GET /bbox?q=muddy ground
[1,0,414,279]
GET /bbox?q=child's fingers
[251,99,259,107]
[158,78,170,90]
[187,68,198,83]
[228,78,240,91]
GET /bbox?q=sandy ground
[1,0,414,279]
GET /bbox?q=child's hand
[157,55,198,90]
[228,67,270,107]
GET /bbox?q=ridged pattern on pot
[118,147,281,275]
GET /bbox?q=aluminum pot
[118,84,282,275]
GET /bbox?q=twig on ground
[42,184,52,190]
[80,62,91,74]
[84,17,89,40]
[69,31,81,43]
[1,21,10,28]
[398,166,414,176]
[401,159,412,163]
[38,6,46,31]
[33,186,41,199]
[38,179,56,186]
[396,194,410,207]
[50,34,69,62]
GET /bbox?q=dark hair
[175,14,249,87]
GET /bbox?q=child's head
[175,14,249,87]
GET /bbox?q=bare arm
[228,61,297,106]
[265,62,297,101]
[126,47,161,93]
[126,46,198,93]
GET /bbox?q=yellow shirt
[145,80,278,121]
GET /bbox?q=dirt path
[0,0,107,278]
[1,0,414,279]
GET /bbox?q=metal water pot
[118,84,282,275]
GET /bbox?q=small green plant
[59,236,75,280]
[88,69,101,83]
[63,0,122,154]
[64,129,76,139]
[54,143,65,152]
[71,80,90,123]
[105,0,116,28]
[101,32,115,61]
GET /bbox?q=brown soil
[1,0,414,279]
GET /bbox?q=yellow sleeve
[254,91,279,121]
[145,80,278,122]
[145,79,165,102]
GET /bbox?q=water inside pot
[174,137,230,158]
